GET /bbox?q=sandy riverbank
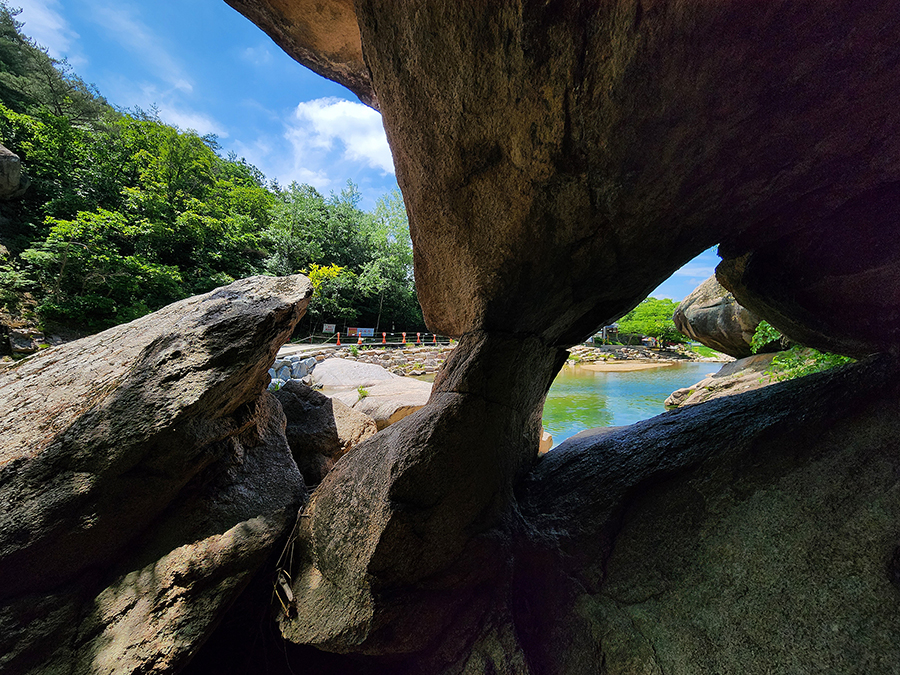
[576,360,678,372]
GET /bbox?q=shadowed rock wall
[516,356,900,674]
[209,1,900,672]
[356,1,900,347]
[224,1,900,351]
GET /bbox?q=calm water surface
[542,362,720,447]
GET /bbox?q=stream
[542,361,721,447]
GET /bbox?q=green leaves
[616,297,688,343]
[19,209,184,327]
[749,320,782,354]
[259,184,421,331]
[0,4,425,335]
[750,320,855,380]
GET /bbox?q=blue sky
[18,0,719,301]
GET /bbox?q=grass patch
[691,344,722,358]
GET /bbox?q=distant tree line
[0,2,422,335]
[615,297,688,345]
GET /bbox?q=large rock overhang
[226,1,900,351]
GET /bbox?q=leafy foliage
[766,347,855,381]
[749,320,782,354]
[616,298,688,344]
[0,5,424,335]
[750,320,854,380]
[691,344,722,358]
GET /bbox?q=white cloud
[287,97,394,175]
[221,98,399,208]
[228,136,331,192]
[88,3,193,94]
[241,45,273,67]
[672,263,716,278]
[18,0,85,64]
[157,105,228,138]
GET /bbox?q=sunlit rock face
[223,0,375,107]
[674,275,760,358]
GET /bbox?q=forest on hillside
[0,3,423,339]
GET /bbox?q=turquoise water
[542,362,719,447]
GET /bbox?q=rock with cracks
[665,352,775,408]
[330,377,432,430]
[0,275,312,674]
[231,2,900,346]
[9,0,895,670]
[274,379,377,485]
[515,357,900,675]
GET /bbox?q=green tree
[357,189,420,331]
[0,3,108,123]
[20,209,183,327]
[616,297,687,344]
[262,183,424,334]
[0,7,426,336]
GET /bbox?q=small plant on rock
[750,320,783,354]
[750,321,855,381]
[357,386,369,399]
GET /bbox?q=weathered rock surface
[275,379,377,485]
[277,331,567,655]
[216,3,900,672]
[208,355,900,675]
[717,200,900,357]
[330,376,432,430]
[311,357,398,388]
[352,3,900,347]
[665,352,775,408]
[515,356,900,674]
[8,327,42,354]
[229,1,900,346]
[311,357,432,429]
[0,275,312,674]
[673,275,760,358]
[0,144,29,199]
